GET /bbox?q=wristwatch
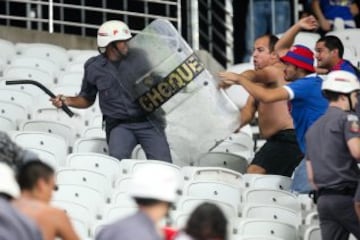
[60,95,66,102]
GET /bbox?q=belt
[318,187,357,197]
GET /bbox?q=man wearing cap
[219,44,328,193]
[96,164,180,240]
[0,161,43,240]
[305,70,360,239]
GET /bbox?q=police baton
[5,80,74,118]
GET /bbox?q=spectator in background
[173,202,228,240]
[13,160,80,240]
[0,161,43,240]
[219,44,329,194]
[243,0,292,62]
[312,0,357,33]
[306,70,360,239]
[223,34,303,177]
[96,164,180,240]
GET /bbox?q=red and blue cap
[280,44,315,73]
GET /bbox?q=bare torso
[256,64,294,139]
[13,198,79,240]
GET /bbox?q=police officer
[305,70,360,240]
[51,20,172,162]
[96,164,180,240]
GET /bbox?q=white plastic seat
[0,89,35,113]
[235,219,297,240]
[119,159,181,179]
[3,65,54,88]
[9,55,60,80]
[326,29,360,57]
[18,43,69,69]
[52,184,106,218]
[241,188,301,212]
[20,119,76,147]
[66,153,121,186]
[82,126,106,138]
[196,152,248,174]
[0,116,16,132]
[72,137,108,154]
[0,39,16,62]
[173,196,240,221]
[241,203,302,227]
[211,131,254,164]
[304,211,319,225]
[56,72,83,86]
[10,130,68,168]
[303,225,321,240]
[102,204,138,224]
[0,100,29,127]
[243,174,292,191]
[51,200,94,225]
[181,166,244,188]
[67,49,98,63]
[56,168,112,201]
[182,179,242,210]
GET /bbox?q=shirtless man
[225,34,302,177]
[13,160,80,240]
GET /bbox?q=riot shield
[125,19,240,164]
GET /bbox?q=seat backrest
[181,166,244,188]
[242,203,302,227]
[0,116,16,132]
[9,55,60,79]
[66,153,120,186]
[174,196,239,220]
[20,119,76,147]
[52,184,106,217]
[72,137,109,154]
[56,72,83,86]
[235,219,297,240]
[182,179,242,210]
[241,188,301,212]
[196,152,248,174]
[119,159,181,178]
[0,100,29,125]
[10,130,68,168]
[303,225,321,240]
[19,43,69,69]
[3,65,54,88]
[243,174,292,191]
[56,168,111,200]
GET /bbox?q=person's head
[252,34,279,70]
[280,44,315,82]
[0,162,20,200]
[322,70,360,111]
[0,132,29,171]
[97,20,132,60]
[129,165,180,222]
[17,160,56,203]
[185,202,227,240]
[315,36,344,69]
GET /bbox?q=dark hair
[17,160,54,190]
[258,34,279,53]
[185,202,227,240]
[133,197,166,206]
[317,35,344,58]
[322,90,344,101]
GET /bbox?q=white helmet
[0,162,20,198]
[97,20,132,48]
[322,70,360,94]
[129,164,180,203]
